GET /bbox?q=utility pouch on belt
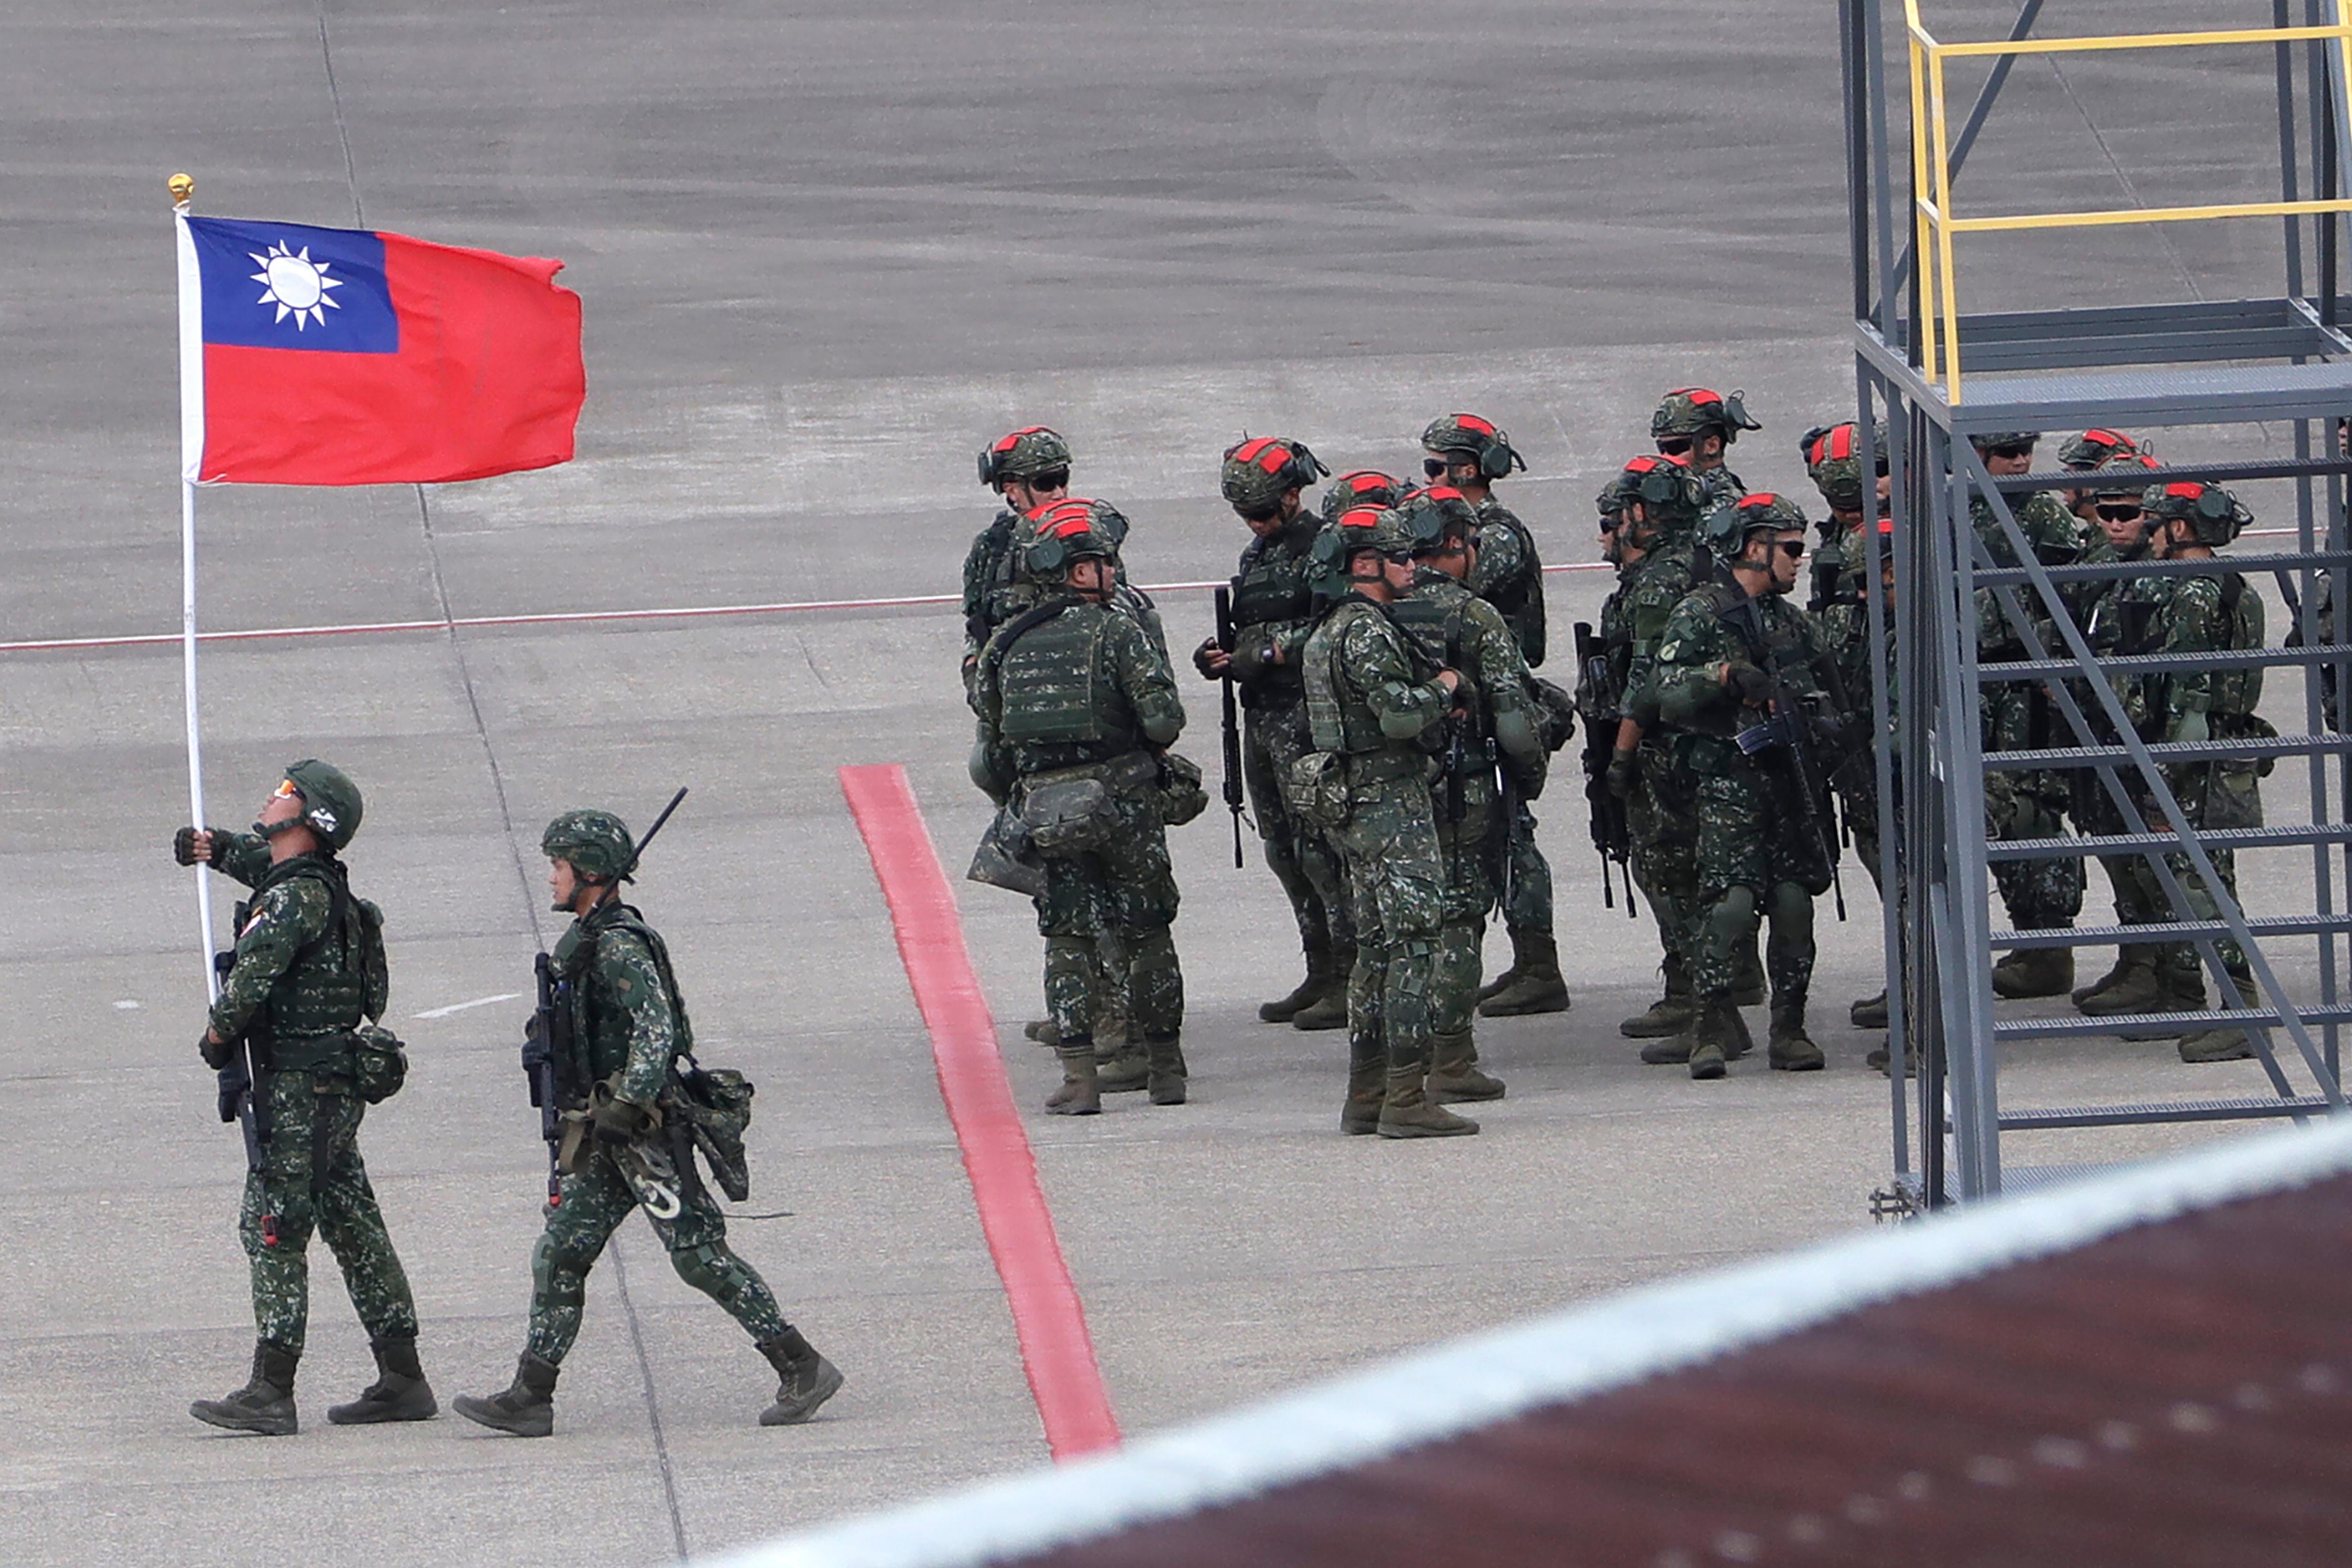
[1156,751,1210,826]
[351,1023,408,1104]
[1530,677,1579,754]
[967,803,1047,896]
[1018,764,1122,857]
[1286,751,1352,829]
[672,1065,756,1203]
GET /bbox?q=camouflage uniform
[1303,573,1473,1136]
[208,835,418,1358]
[1621,530,1707,1008]
[523,900,791,1365]
[1693,463,1747,510]
[1469,494,1557,965]
[1395,558,1547,1096]
[976,557,1188,1106]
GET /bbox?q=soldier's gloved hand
[199,1029,234,1071]
[1724,662,1772,707]
[215,1066,245,1123]
[1605,746,1638,800]
[1192,637,1231,680]
[593,1096,652,1146]
[174,826,214,866]
[2169,709,2210,746]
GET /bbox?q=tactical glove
[1191,636,1227,680]
[199,1029,235,1071]
[215,1065,246,1123]
[2168,709,2210,746]
[174,826,207,866]
[593,1096,652,1145]
[1605,747,1639,801]
[1726,662,1772,707]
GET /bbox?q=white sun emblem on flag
[248,241,345,330]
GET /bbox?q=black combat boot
[1046,1036,1101,1114]
[1144,1033,1188,1106]
[1291,945,1354,1031]
[755,1327,845,1425]
[1767,996,1825,1072]
[1479,929,1570,1016]
[453,1353,559,1438]
[191,1340,299,1436]
[327,1335,437,1425]
[1260,946,1335,1023]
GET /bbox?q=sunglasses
[1654,437,1693,456]
[1383,550,1417,565]
[2095,502,2144,523]
[1983,444,2034,462]
[1235,503,1281,524]
[1777,539,1806,559]
[1422,457,1455,478]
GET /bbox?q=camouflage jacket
[1971,490,2092,657]
[1303,595,1452,761]
[1621,532,1704,731]
[974,592,1184,780]
[555,900,691,1111]
[1580,559,1640,729]
[2103,565,2265,739]
[961,508,1024,663]
[1696,464,1747,510]
[1653,581,1839,749]
[1398,566,1547,789]
[208,842,372,1053]
[1224,514,1325,705]
[1470,495,1546,668]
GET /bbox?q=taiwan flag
[176,215,585,486]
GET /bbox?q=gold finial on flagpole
[169,172,194,211]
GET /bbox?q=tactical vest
[240,855,381,1072]
[1391,581,1488,744]
[1681,583,1816,739]
[1474,501,1546,666]
[1307,600,1413,755]
[993,602,1136,753]
[560,904,696,1086]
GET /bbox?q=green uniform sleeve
[595,930,680,1109]
[2161,577,2225,717]
[208,876,331,1041]
[1653,597,1737,728]
[212,830,273,888]
[1467,600,1545,778]
[1112,613,1186,747]
[1345,614,1449,740]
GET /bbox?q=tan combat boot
[1376,1064,1480,1138]
[1045,1038,1101,1114]
[1767,996,1825,1072]
[1991,941,2075,999]
[1290,944,1354,1031]
[1621,954,1694,1038]
[1479,929,1570,1017]
[1429,1029,1506,1102]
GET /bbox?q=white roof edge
[706,1121,2352,1568]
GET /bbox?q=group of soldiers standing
[960,396,2290,1112]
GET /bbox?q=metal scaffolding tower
[1841,2,2352,1207]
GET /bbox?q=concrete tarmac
[0,2,2331,1563]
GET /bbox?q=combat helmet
[977,426,1073,489]
[1651,387,1761,446]
[541,809,635,882]
[1421,413,1528,481]
[273,759,362,852]
[1312,504,1414,573]
[1221,437,1329,514]
[1969,430,2042,454]
[2057,428,2144,470]
[2142,481,2252,546]
[1400,486,1480,554]
[1800,420,1889,512]
[1702,492,1810,559]
[1022,497,1127,576]
[1320,469,1405,523]
[1617,452,1707,532]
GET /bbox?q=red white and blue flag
[175,216,585,486]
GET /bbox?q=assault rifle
[1734,655,1847,921]
[212,946,279,1247]
[523,786,689,1203]
[1213,584,1246,867]
[1573,621,1637,917]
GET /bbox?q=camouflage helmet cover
[1969,430,2043,451]
[1320,469,1405,522]
[1800,420,1889,511]
[1651,386,1761,443]
[1314,503,1414,569]
[1220,436,1330,510]
[542,808,636,881]
[1420,413,1527,479]
[1400,485,1480,553]
[1702,491,1810,558]
[2142,480,2252,545]
[279,758,363,852]
[1618,452,1707,530]
[978,426,1073,488]
[2056,427,2142,470]
[1023,497,1125,575]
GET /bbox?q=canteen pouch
[351,1023,408,1105]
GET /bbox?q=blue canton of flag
[185,217,399,354]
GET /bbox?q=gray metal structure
[1840,0,2352,1207]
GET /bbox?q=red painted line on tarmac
[838,763,1122,1462]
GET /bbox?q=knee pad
[671,1241,731,1299]
[1766,881,1812,928]
[530,1230,591,1310]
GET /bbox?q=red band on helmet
[2084,428,2133,449]
[2164,482,2205,501]
[1259,446,1292,475]
[1343,471,1391,494]
[1670,387,1724,406]
[995,425,1050,453]
[1625,455,1662,473]
[1232,437,1279,466]
[1032,497,1095,526]
[1737,493,1781,510]
[1452,414,1497,436]
[1338,506,1383,531]
[1423,486,1466,502]
[1824,424,1856,462]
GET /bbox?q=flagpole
[172,172,219,1001]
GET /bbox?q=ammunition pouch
[1530,678,1578,754]
[1157,751,1210,826]
[351,1023,409,1105]
[1286,750,1352,829]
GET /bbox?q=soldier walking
[176,760,431,1435]
[1303,508,1477,1137]
[1419,415,1565,1016]
[456,811,841,1435]
[971,499,1189,1113]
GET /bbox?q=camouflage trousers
[2099,760,2264,984]
[1983,684,2082,929]
[1432,772,1501,1039]
[1497,793,1553,936]
[1691,755,1832,1003]
[525,1145,787,1364]
[238,1071,417,1356]
[1629,741,1700,979]
[1034,783,1183,1045]
[1336,769,1447,1075]
[1246,700,1353,955]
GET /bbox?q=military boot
[755,1327,844,1425]
[1685,1000,1732,1081]
[1620,957,1694,1038]
[2072,945,2151,1007]
[2119,960,2206,1040]
[453,1353,558,1438]
[1144,1034,1188,1106]
[1638,1024,1694,1065]
[1023,1018,1058,1047]
[1260,947,1335,1024]
[1731,938,1767,1007]
[191,1340,299,1436]
[1428,1030,1505,1102]
[1095,1037,1150,1094]
[2179,971,2257,1063]
[1991,944,2075,1000]
[1849,990,1889,1030]
[1767,997,1825,1072]
[1340,1048,1387,1136]
[1045,1037,1101,1114]
[1475,946,1523,1003]
[326,1335,437,1425]
[1290,945,1354,1031]
[1376,1065,1480,1138]
[2076,951,2161,1017]
[1479,929,1570,1017]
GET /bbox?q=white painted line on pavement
[412,992,524,1019]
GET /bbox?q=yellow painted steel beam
[1948,197,2352,233]
[1927,23,2352,59]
